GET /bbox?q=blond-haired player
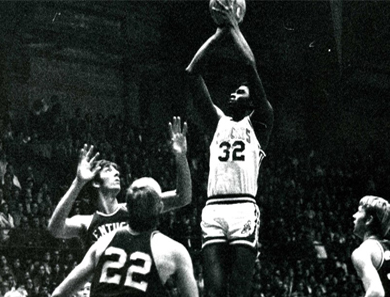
[48,117,191,248]
[52,179,198,297]
[352,195,390,297]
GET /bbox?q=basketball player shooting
[185,0,274,296]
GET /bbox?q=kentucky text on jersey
[92,222,128,240]
[214,127,251,145]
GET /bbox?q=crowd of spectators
[1,102,389,297]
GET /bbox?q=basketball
[209,0,246,26]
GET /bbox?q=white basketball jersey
[207,116,266,198]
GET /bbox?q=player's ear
[365,215,374,226]
[92,181,100,189]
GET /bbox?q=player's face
[353,205,367,239]
[98,164,121,191]
[74,282,91,297]
[229,85,250,108]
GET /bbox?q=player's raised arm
[185,26,225,76]
[51,232,114,297]
[48,144,101,238]
[229,27,273,140]
[185,27,226,134]
[215,0,274,148]
[161,117,192,212]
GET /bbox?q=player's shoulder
[152,231,177,245]
[353,239,385,270]
[363,239,383,251]
[68,214,94,229]
[152,232,188,255]
[353,239,382,261]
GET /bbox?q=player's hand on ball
[209,0,246,27]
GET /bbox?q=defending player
[48,117,191,248]
[51,178,198,297]
[185,1,273,296]
[352,195,390,297]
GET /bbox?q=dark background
[0,0,389,158]
[0,3,389,295]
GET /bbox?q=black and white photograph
[0,1,389,296]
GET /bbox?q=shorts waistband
[206,196,256,205]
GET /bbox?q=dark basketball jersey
[377,239,390,296]
[90,229,169,297]
[84,204,129,248]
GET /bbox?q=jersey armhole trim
[369,239,385,270]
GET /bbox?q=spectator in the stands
[24,278,35,297]
[2,173,19,203]
[24,167,35,186]
[0,141,7,185]
[0,189,5,205]
[2,163,21,190]
[36,182,51,209]
[41,252,51,276]
[32,264,47,290]
[0,203,14,243]
[31,217,40,230]
[50,263,65,288]
[5,274,17,292]
[10,188,21,212]
[0,281,10,297]
[72,281,90,297]
[39,214,49,229]
[19,216,29,230]
[50,251,61,268]
[30,203,39,218]
[0,255,9,271]
[0,265,13,283]
[10,258,24,285]
[24,179,35,199]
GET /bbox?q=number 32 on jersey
[218,140,265,163]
